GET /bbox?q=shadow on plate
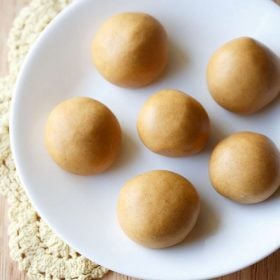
[105,131,140,174]
[262,185,280,204]
[201,121,227,156]
[152,40,189,87]
[172,197,220,248]
[253,93,280,117]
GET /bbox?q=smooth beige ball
[92,12,168,88]
[207,37,280,114]
[117,170,200,248]
[209,132,280,204]
[137,89,210,157]
[45,97,121,175]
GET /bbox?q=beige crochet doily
[0,0,108,279]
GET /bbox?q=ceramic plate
[10,0,280,279]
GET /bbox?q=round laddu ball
[209,132,280,204]
[92,12,168,88]
[45,97,121,175]
[207,37,280,114]
[137,89,210,157]
[117,170,200,248]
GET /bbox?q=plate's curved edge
[9,0,280,279]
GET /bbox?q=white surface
[10,0,280,279]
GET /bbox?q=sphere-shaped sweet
[137,89,210,157]
[207,37,280,114]
[117,170,200,248]
[45,97,121,175]
[92,12,168,88]
[209,132,280,204]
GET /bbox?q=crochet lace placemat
[0,0,108,279]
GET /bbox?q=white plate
[10,0,280,279]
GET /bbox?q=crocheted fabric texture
[0,0,108,279]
